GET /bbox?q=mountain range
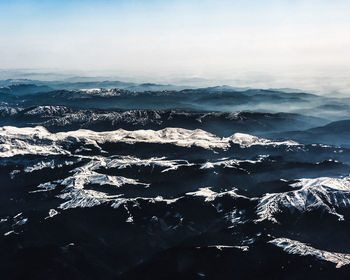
[1,79,350,279]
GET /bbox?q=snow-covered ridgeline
[28,156,182,211]
[79,88,127,96]
[0,126,300,158]
[269,238,350,268]
[56,159,149,209]
[33,159,245,218]
[186,187,245,202]
[22,156,191,175]
[200,155,270,170]
[98,156,193,173]
[40,109,164,127]
[225,133,298,148]
[24,159,77,173]
[23,105,72,115]
[257,176,350,223]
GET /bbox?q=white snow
[200,155,270,170]
[270,238,350,268]
[0,126,302,158]
[226,133,299,148]
[47,209,59,218]
[102,156,193,172]
[24,160,76,173]
[257,176,350,223]
[56,159,149,209]
[186,187,244,202]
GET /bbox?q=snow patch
[270,238,350,268]
[257,176,350,223]
[0,126,301,158]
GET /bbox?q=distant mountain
[0,85,345,120]
[195,85,250,92]
[267,88,305,93]
[0,84,53,95]
[0,79,38,86]
[0,106,327,135]
[0,79,192,92]
[0,78,349,122]
[2,78,350,279]
[272,119,350,148]
[0,88,321,112]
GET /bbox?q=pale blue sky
[0,0,349,92]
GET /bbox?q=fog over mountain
[1,0,350,279]
[1,76,350,279]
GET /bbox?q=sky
[0,0,350,93]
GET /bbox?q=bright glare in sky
[0,0,349,94]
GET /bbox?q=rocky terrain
[1,81,350,279]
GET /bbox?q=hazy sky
[0,0,349,93]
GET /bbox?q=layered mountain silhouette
[1,80,350,279]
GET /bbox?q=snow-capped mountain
[1,81,350,280]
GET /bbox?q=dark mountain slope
[271,119,350,148]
